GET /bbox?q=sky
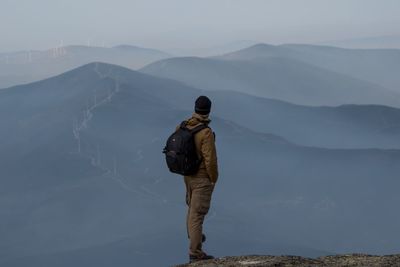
[0,0,399,52]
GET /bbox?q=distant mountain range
[1,63,400,266]
[320,34,400,50]
[207,91,400,149]
[141,43,400,107]
[167,40,259,57]
[0,45,171,89]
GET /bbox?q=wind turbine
[27,50,32,63]
[72,119,81,153]
[94,89,97,106]
[52,41,60,58]
[60,39,66,55]
[96,144,101,166]
[113,156,117,177]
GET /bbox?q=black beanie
[195,96,212,115]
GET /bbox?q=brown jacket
[177,113,218,183]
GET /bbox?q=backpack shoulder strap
[190,123,209,135]
[179,121,188,129]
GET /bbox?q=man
[180,96,218,262]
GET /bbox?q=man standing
[181,96,218,262]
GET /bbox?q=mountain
[320,34,400,50]
[112,44,170,55]
[0,45,171,89]
[207,90,400,149]
[2,63,400,266]
[219,43,400,93]
[167,40,259,57]
[140,47,400,107]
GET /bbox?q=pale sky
[0,0,399,52]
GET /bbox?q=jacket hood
[186,112,211,127]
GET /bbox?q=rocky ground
[175,254,400,267]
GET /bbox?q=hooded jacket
[177,113,218,183]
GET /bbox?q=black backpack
[163,121,208,175]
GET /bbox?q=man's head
[195,96,212,115]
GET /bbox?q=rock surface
[175,254,400,267]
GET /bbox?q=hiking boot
[189,252,214,263]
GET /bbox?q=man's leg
[187,177,214,256]
[184,177,192,239]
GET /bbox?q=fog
[1,0,400,53]
[1,1,400,266]
[1,63,400,266]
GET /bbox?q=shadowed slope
[141,54,400,107]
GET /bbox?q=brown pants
[184,176,214,256]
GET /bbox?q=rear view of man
[178,96,218,262]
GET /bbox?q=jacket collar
[185,112,211,127]
[192,112,211,123]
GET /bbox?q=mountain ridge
[0,45,171,89]
[4,61,400,148]
[141,50,400,107]
[218,43,400,92]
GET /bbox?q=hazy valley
[1,60,400,266]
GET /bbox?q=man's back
[179,112,218,183]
